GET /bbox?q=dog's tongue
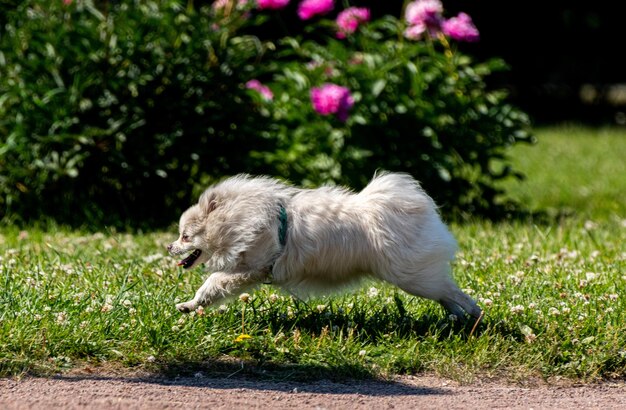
[178,249,202,269]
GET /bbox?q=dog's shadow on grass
[254,295,489,345]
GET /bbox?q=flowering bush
[0,0,531,227]
[254,0,533,212]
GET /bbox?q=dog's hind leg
[176,271,262,313]
[438,288,482,320]
[385,265,482,321]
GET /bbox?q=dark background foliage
[362,0,625,125]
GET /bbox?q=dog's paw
[176,301,196,313]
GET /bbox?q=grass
[1,126,625,381]
[502,125,626,219]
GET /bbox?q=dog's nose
[167,244,173,252]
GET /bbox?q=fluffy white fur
[168,172,481,320]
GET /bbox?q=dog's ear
[199,191,218,214]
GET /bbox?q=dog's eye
[182,234,189,242]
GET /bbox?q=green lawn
[1,126,625,381]
[502,126,626,219]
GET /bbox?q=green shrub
[0,0,532,228]
[0,0,275,227]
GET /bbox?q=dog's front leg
[176,271,262,313]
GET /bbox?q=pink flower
[404,21,427,40]
[336,7,370,39]
[442,12,480,42]
[257,0,290,10]
[405,0,443,27]
[246,79,274,101]
[63,0,73,5]
[310,84,354,122]
[297,0,334,20]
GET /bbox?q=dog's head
[167,195,218,270]
[168,175,289,271]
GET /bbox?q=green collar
[278,205,288,247]
[265,205,287,285]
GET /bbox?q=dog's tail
[359,172,436,212]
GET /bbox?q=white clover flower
[239,293,251,303]
[61,264,75,274]
[358,349,367,356]
[269,293,279,303]
[79,321,88,329]
[101,303,114,313]
[548,307,560,316]
[171,325,180,332]
[316,304,326,313]
[217,305,228,314]
[44,306,52,312]
[146,355,156,363]
[608,293,618,301]
[481,298,493,307]
[510,305,524,315]
[56,312,68,325]
[584,220,598,230]
[527,255,540,264]
[528,302,537,309]
[367,287,379,298]
[585,272,597,281]
[128,307,137,315]
[34,314,43,321]
[122,299,132,308]
[195,306,205,316]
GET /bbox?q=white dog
[168,172,482,320]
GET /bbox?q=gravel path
[2,372,626,409]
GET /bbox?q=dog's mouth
[177,249,202,269]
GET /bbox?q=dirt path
[2,372,625,409]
